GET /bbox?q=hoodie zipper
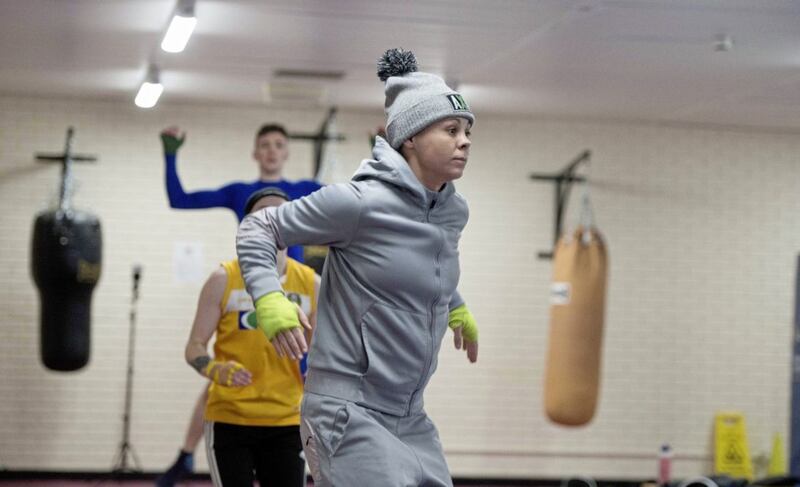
[408,196,442,414]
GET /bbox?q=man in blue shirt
[161,123,322,261]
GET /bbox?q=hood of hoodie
[352,136,455,208]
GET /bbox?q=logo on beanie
[447,94,469,111]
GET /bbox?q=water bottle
[658,443,673,487]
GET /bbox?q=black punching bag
[31,209,102,371]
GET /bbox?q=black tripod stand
[112,265,143,474]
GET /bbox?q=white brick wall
[0,95,796,480]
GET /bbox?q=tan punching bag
[544,226,607,426]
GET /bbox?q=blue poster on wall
[792,256,800,476]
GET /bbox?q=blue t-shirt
[164,153,323,261]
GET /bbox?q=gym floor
[0,480,552,487]
[0,473,576,487]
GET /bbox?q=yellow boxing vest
[205,258,316,426]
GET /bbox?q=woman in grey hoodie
[237,48,479,486]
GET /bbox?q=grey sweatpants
[299,391,453,487]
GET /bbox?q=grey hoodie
[237,136,467,417]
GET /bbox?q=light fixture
[161,0,197,53]
[135,65,163,108]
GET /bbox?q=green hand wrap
[448,304,478,342]
[255,291,301,340]
[160,132,185,155]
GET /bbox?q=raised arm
[161,127,236,211]
[237,183,362,302]
[236,183,362,357]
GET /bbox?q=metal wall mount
[35,127,98,212]
[289,107,346,180]
[530,150,590,259]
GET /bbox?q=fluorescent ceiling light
[135,66,163,108]
[161,1,197,53]
[135,82,163,108]
[161,15,196,53]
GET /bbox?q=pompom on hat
[377,48,475,149]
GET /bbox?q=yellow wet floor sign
[714,411,753,480]
[767,432,787,476]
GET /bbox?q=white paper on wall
[173,241,205,284]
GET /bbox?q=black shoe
[155,450,193,487]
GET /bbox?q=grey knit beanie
[378,48,475,149]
